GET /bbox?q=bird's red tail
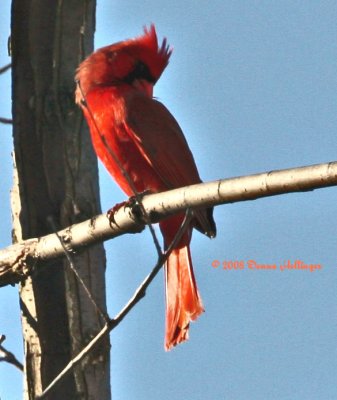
[164,244,204,351]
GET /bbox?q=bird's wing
[124,92,215,237]
[124,92,202,189]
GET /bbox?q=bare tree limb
[0,63,11,74]
[1,161,337,288]
[0,334,24,372]
[0,64,11,126]
[0,117,13,124]
[35,324,109,400]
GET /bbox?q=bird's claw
[107,191,152,228]
[128,191,151,220]
[107,201,127,228]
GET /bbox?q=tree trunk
[11,1,110,398]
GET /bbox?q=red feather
[76,26,216,350]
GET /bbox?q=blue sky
[1,1,337,399]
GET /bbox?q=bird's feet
[107,191,152,228]
[107,201,127,228]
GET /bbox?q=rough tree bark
[11,1,110,398]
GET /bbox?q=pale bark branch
[1,160,337,288]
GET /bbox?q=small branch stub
[0,240,38,286]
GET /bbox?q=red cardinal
[75,25,216,350]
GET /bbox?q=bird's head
[75,25,172,104]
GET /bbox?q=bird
[75,25,216,350]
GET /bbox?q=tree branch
[0,63,11,74]
[1,161,337,287]
[0,334,24,372]
[0,65,13,125]
[0,117,13,124]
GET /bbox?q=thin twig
[35,324,110,399]
[0,63,11,74]
[0,64,12,125]
[0,334,24,372]
[47,216,109,324]
[36,209,192,400]
[110,209,192,328]
[0,117,12,124]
